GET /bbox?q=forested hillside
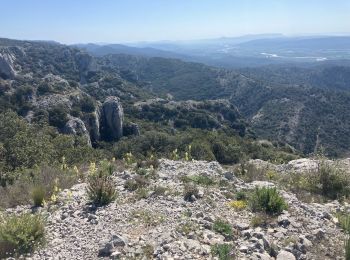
[107,54,350,156]
[0,38,298,189]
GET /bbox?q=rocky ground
[7,159,349,259]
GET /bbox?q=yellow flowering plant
[227,200,247,210]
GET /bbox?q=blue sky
[1,0,349,43]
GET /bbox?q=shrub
[235,190,249,201]
[249,187,287,215]
[338,214,350,234]
[31,186,46,207]
[250,214,273,228]
[152,185,168,197]
[213,219,233,239]
[48,106,68,128]
[124,175,149,192]
[345,238,350,260]
[0,165,78,209]
[317,161,350,200]
[130,209,164,227]
[176,219,199,236]
[183,184,199,202]
[87,175,116,206]
[189,175,215,186]
[211,243,233,260]
[135,188,150,200]
[0,213,45,258]
[181,174,215,186]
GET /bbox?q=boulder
[63,117,91,146]
[276,250,296,260]
[100,96,124,141]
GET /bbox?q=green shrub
[0,213,45,258]
[211,243,233,260]
[0,165,78,209]
[152,185,168,197]
[249,187,287,215]
[181,175,215,186]
[124,175,149,192]
[346,237,350,260]
[183,184,199,202]
[213,219,233,239]
[135,188,149,200]
[338,214,350,234]
[190,175,215,186]
[48,106,68,128]
[317,161,350,200]
[236,190,249,201]
[87,175,116,206]
[31,186,46,207]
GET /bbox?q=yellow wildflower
[227,200,247,210]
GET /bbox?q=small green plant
[153,185,168,197]
[250,215,267,227]
[338,214,350,233]
[172,149,179,160]
[345,237,350,260]
[235,190,249,201]
[135,188,150,200]
[176,219,198,236]
[0,213,45,258]
[124,175,149,191]
[249,187,287,215]
[31,185,46,207]
[142,244,154,259]
[183,183,199,202]
[213,219,233,239]
[181,174,215,186]
[130,210,164,227]
[211,243,233,260]
[337,213,350,260]
[123,152,135,165]
[86,175,117,206]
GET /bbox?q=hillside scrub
[0,213,45,258]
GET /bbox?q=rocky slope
[6,158,348,259]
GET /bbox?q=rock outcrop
[85,109,101,144]
[100,96,124,141]
[75,52,97,84]
[0,49,16,79]
[63,116,91,146]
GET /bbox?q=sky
[1,0,350,44]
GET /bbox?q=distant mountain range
[74,34,350,68]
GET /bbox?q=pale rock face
[87,109,101,144]
[63,116,91,146]
[0,50,16,79]
[276,250,296,260]
[101,96,124,141]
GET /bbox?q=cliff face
[0,48,16,79]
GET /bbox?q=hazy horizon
[1,0,350,44]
